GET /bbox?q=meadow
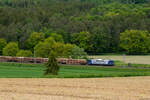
[0,62,150,78]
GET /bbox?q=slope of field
[89,55,150,64]
[0,77,150,100]
[0,63,150,78]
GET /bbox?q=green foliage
[53,42,65,57]
[34,42,52,58]
[71,31,90,52]
[34,37,56,58]
[63,43,76,58]
[26,32,45,51]
[90,28,107,53]
[0,0,150,54]
[16,50,33,57]
[120,30,150,54]
[49,33,64,43]
[2,42,19,56]
[71,46,88,59]
[0,38,7,55]
[34,35,88,58]
[45,51,60,75]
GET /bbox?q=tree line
[0,0,150,55]
[0,32,88,58]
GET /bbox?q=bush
[3,42,19,56]
[16,50,33,57]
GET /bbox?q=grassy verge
[0,62,150,78]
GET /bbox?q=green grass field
[0,62,150,78]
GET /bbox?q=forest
[0,0,150,56]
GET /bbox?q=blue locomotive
[88,59,114,66]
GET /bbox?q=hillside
[0,0,150,54]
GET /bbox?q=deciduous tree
[26,32,45,51]
[120,30,150,54]
[34,37,56,58]
[3,42,19,56]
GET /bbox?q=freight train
[0,56,114,66]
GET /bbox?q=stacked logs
[0,56,87,65]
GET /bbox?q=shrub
[3,42,19,56]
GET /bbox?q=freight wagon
[0,56,87,65]
[0,56,114,66]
